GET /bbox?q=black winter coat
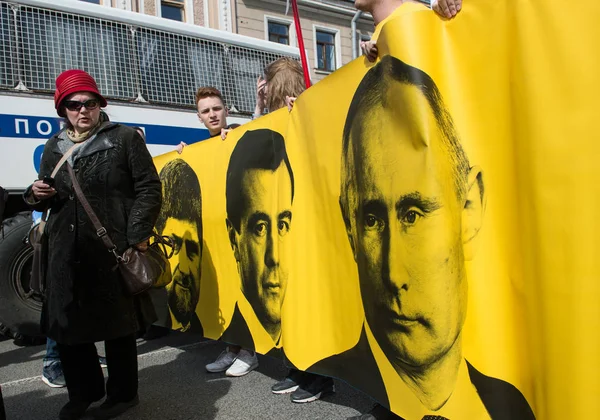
[26,123,162,345]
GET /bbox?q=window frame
[267,21,290,45]
[264,16,296,47]
[313,25,341,73]
[156,0,194,23]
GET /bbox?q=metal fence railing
[0,1,298,114]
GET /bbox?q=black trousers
[0,384,6,420]
[289,368,321,382]
[57,334,138,404]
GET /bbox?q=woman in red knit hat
[24,69,162,420]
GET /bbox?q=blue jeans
[43,338,63,381]
[44,338,60,361]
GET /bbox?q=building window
[161,0,185,21]
[80,0,101,4]
[316,30,336,72]
[268,21,290,45]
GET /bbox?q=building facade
[79,0,375,83]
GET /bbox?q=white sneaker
[206,347,238,373]
[225,349,258,377]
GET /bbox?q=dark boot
[142,325,170,340]
[91,395,139,420]
[59,400,92,420]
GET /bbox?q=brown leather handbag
[118,235,174,293]
[67,164,173,296]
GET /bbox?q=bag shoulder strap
[50,142,82,178]
[66,163,118,255]
[36,142,84,233]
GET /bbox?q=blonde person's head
[264,57,305,111]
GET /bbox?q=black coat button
[69,224,74,232]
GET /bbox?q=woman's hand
[361,40,378,63]
[31,180,57,201]
[134,240,149,252]
[286,96,297,112]
[175,142,187,154]
[432,0,462,19]
[221,128,231,140]
[255,77,267,115]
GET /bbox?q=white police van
[0,0,298,340]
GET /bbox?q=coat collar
[49,122,117,160]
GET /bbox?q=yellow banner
[153,2,600,418]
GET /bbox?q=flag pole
[291,0,312,88]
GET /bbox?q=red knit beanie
[54,69,107,117]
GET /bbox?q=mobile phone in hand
[42,176,55,188]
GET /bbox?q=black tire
[0,211,44,338]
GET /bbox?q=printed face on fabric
[340,55,485,371]
[226,129,294,342]
[164,217,202,326]
[156,159,204,329]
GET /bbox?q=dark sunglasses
[63,99,100,111]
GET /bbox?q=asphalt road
[0,333,374,420]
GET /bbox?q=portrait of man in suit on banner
[155,158,204,334]
[311,55,535,420]
[220,129,294,357]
